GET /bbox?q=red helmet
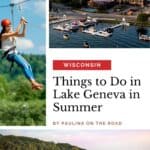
[1,19,11,27]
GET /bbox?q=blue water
[49,23,150,48]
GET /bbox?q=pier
[104,18,130,31]
[110,23,123,29]
[50,18,71,25]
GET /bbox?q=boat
[79,16,97,28]
[80,20,95,28]
[80,18,86,22]
[70,21,79,31]
[95,30,112,37]
[53,24,70,32]
[139,34,150,41]
[105,27,113,33]
[123,22,130,26]
[83,41,90,48]
[83,27,112,37]
[63,33,70,40]
[82,27,97,35]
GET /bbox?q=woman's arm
[1,31,19,40]
[16,23,26,37]
[16,19,23,33]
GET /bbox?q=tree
[52,0,87,8]
[49,0,52,11]
[136,13,150,27]
[0,54,46,125]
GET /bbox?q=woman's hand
[20,18,24,24]
[21,17,28,24]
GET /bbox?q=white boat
[80,20,95,28]
[123,22,130,26]
[82,27,97,35]
[79,17,97,28]
[87,16,97,23]
[139,34,150,41]
[53,24,70,31]
[63,34,69,40]
[95,30,112,37]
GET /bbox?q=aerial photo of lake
[49,22,150,48]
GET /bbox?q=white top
[1,37,17,54]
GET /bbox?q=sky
[1,130,150,150]
[0,0,46,54]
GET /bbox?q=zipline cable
[0,0,45,8]
[0,0,45,29]
[0,0,32,8]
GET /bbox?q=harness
[1,46,16,72]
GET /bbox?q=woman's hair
[0,27,5,49]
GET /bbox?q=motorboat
[139,34,150,41]
[63,33,70,40]
[121,22,130,26]
[80,18,86,22]
[82,27,97,35]
[53,24,70,32]
[83,41,90,48]
[80,20,95,28]
[95,30,112,37]
[53,25,64,30]
[79,16,97,28]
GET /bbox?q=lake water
[49,23,150,48]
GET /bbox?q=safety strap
[1,46,16,72]
[1,46,16,59]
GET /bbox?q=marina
[50,0,150,48]
[52,16,97,31]
[50,18,70,25]
[50,15,150,48]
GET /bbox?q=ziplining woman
[0,18,43,90]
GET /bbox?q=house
[88,0,115,8]
[115,0,146,7]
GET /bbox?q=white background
[47,49,150,129]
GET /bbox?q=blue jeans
[7,53,34,80]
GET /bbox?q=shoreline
[50,10,150,27]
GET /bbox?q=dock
[103,21,130,31]
[50,18,71,25]
[110,23,123,29]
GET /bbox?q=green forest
[0,54,46,125]
[0,134,86,150]
[136,13,150,26]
